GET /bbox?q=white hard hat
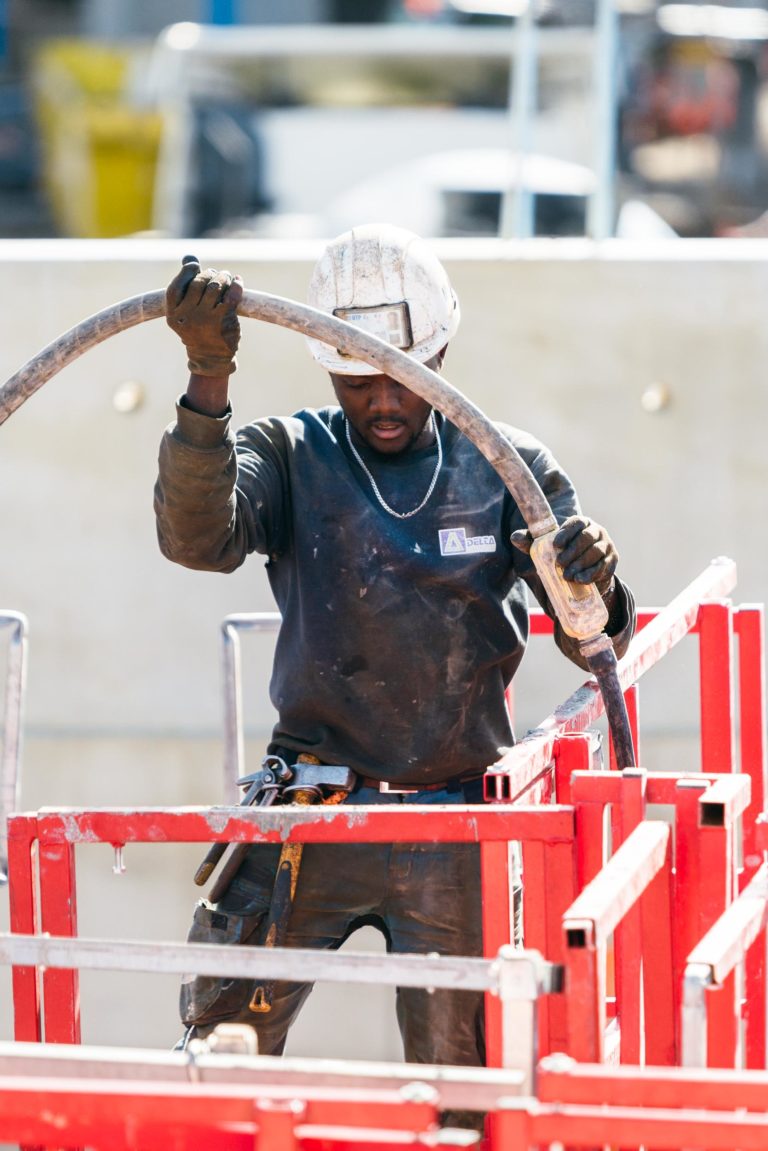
[306,223,460,375]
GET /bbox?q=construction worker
[155,224,635,1126]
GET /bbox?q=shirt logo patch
[439,528,497,556]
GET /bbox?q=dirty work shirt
[155,403,634,785]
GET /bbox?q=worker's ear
[430,344,448,372]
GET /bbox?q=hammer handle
[195,786,279,891]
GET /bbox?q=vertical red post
[531,733,592,1054]
[555,731,597,806]
[744,925,767,1071]
[737,607,768,1069]
[522,833,577,1058]
[563,932,605,1063]
[735,606,767,875]
[253,1099,303,1150]
[487,1102,532,1150]
[7,814,41,1042]
[613,770,646,1065]
[698,801,739,1069]
[641,849,676,1064]
[672,779,710,1051]
[38,831,80,1044]
[482,839,511,1069]
[698,601,735,775]
[574,792,606,894]
[521,837,549,1055]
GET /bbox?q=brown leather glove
[511,515,619,594]
[166,255,242,376]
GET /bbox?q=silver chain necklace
[344,413,443,520]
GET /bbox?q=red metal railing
[3,557,767,1149]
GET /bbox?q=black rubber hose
[580,635,636,768]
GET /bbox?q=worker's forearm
[184,373,230,418]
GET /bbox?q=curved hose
[0,290,559,536]
[0,287,635,770]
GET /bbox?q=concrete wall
[0,237,766,1055]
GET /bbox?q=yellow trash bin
[32,39,163,238]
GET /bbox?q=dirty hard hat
[306,223,460,375]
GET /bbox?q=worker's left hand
[511,515,619,594]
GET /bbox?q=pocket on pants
[180,899,265,1027]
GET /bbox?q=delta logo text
[438,527,497,556]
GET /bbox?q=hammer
[193,756,293,889]
[248,756,355,1013]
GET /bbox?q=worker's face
[331,348,446,456]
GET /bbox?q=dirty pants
[181,783,485,1068]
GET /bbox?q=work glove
[511,515,619,595]
[166,255,242,376]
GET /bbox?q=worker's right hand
[166,255,243,376]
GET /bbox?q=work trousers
[181,783,485,1069]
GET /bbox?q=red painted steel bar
[0,1077,440,1151]
[567,768,750,1066]
[685,862,768,1071]
[615,559,737,693]
[481,839,511,1069]
[736,605,768,874]
[672,778,710,1052]
[13,803,575,1057]
[565,820,670,947]
[562,821,670,1062]
[735,606,768,1067]
[641,845,676,1065]
[696,776,747,1067]
[612,770,647,1065]
[29,804,574,846]
[689,865,768,985]
[491,1099,768,1149]
[525,733,591,1056]
[537,1052,768,1106]
[7,815,41,1043]
[698,601,735,775]
[37,837,80,1044]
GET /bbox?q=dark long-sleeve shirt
[155,402,635,784]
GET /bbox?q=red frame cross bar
[7,802,574,1068]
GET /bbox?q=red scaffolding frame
[3,556,768,1149]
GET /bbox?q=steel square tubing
[29,804,574,845]
[490,1099,768,1150]
[562,821,670,1063]
[735,605,768,874]
[682,862,768,1069]
[564,821,670,950]
[0,1078,441,1151]
[0,1039,526,1113]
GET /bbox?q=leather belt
[354,775,481,796]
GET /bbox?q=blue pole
[210,0,237,24]
[0,0,7,65]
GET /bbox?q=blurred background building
[1,0,768,240]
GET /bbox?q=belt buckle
[379,781,420,795]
